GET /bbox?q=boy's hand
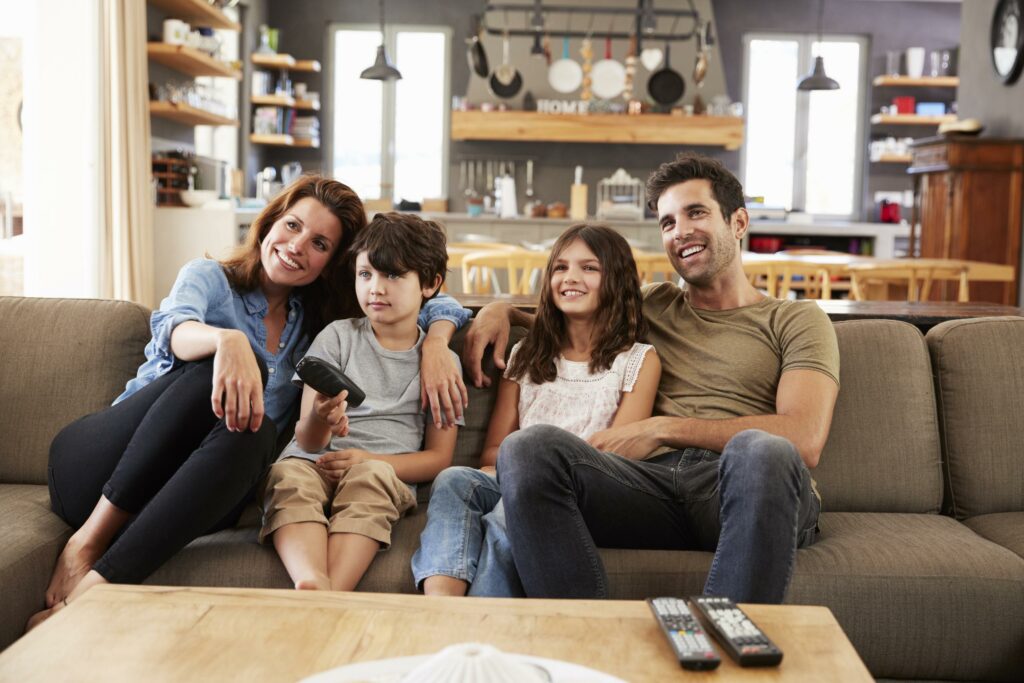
[316,448,370,482]
[313,390,349,437]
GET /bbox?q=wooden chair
[846,259,1015,302]
[461,248,551,295]
[446,242,521,293]
[633,252,679,285]
[741,258,832,299]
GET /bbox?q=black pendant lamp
[361,0,402,81]
[798,0,839,91]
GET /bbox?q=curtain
[98,0,153,306]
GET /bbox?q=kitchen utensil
[590,34,626,100]
[525,160,534,200]
[466,15,489,78]
[494,32,516,85]
[548,36,583,94]
[648,43,685,105]
[489,32,523,98]
[542,33,552,65]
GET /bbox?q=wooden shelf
[250,133,319,148]
[252,94,296,107]
[873,153,913,164]
[149,101,238,127]
[870,114,957,126]
[251,54,322,72]
[872,75,959,87]
[147,0,240,31]
[147,43,241,79]
[451,110,744,149]
[294,99,320,111]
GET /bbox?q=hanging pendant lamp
[361,0,402,81]
[798,0,839,91]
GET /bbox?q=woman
[30,175,470,628]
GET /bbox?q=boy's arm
[316,423,458,484]
[294,384,348,453]
[478,377,521,469]
[463,303,536,388]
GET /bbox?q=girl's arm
[293,383,349,453]
[609,351,662,428]
[316,421,458,484]
[478,377,521,469]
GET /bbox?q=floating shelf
[251,54,322,72]
[873,153,913,164]
[147,43,241,79]
[150,101,238,126]
[451,111,744,149]
[872,75,959,88]
[146,0,240,31]
[251,94,320,111]
[250,133,319,148]
[870,114,957,126]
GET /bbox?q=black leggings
[47,358,278,584]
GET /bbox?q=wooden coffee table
[0,585,871,682]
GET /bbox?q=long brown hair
[506,224,646,384]
[221,174,366,339]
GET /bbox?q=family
[28,152,839,630]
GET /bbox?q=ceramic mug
[905,47,925,78]
[163,19,190,46]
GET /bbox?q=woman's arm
[609,350,662,428]
[316,421,459,484]
[478,377,521,469]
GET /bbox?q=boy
[261,212,460,591]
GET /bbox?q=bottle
[570,165,588,220]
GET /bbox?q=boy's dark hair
[645,152,746,222]
[348,212,448,303]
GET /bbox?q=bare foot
[25,596,68,633]
[45,535,103,608]
[295,578,330,591]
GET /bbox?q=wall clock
[992,0,1024,83]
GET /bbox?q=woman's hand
[421,336,468,430]
[313,390,349,437]
[211,330,264,432]
[462,303,514,388]
[316,448,371,483]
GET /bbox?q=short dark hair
[348,212,448,302]
[646,152,746,221]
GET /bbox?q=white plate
[300,653,627,683]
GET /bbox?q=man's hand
[462,303,513,388]
[313,390,348,437]
[420,336,467,429]
[316,448,371,483]
[588,418,665,460]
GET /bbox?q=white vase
[906,47,926,78]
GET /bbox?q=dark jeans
[498,425,820,604]
[47,358,278,584]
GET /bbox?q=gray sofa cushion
[963,512,1024,560]
[814,321,943,513]
[0,297,150,484]
[927,317,1024,519]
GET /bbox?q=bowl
[180,190,218,207]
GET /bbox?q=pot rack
[481,1,709,43]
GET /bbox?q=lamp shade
[361,44,402,81]
[797,55,839,91]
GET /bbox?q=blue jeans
[499,425,820,603]
[411,466,525,596]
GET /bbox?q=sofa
[1,295,1022,681]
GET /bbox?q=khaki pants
[260,457,416,547]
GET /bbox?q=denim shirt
[115,258,471,430]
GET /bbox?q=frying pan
[466,15,489,78]
[647,43,685,105]
[590,35,626,100]
[489,33,523,98]
[548,36,583,93]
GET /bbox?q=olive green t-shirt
[641,283,840,423]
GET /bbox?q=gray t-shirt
[277,317,462,463]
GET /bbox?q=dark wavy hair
[221,174,366,340]
[348,212,448,305]
[646,151,746,221]
[506,224,646,384]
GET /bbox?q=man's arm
[462,302,536,388]
[589,369,838,468]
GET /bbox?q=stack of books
[291,115,320,145]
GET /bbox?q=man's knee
[722,429,802,480]
[496,424,573,485]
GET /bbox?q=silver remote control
[647,597,721,671]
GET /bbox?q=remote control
[646,597,721,671]
[295,356,366,407]
[689,596,783,667]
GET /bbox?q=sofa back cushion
[0,297,151,484]
[926,317,1024,519]
[813,320,943,513]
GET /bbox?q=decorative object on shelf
[991,0,1024,84]
[256,24,276,55]
[798,0,839,91]
[361,0,402,81]
[938,118,984,137]
[905,47,926,78]
[579,36,593,101]
[596,168,644,221]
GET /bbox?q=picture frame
[991,0,1024,84]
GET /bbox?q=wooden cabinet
[909,138,1024,304]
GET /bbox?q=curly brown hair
[220,174,366,340]
[646,152,746,221]
[506,224,646,385]
[348,212,449,305]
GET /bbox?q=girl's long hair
[506,224,646,385]
[220,174,366,340]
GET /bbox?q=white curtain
[98,0,153,305]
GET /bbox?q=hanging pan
[590,34,626,100]
[647,43,686,105]
[466,14,489,78]
[548,36,583,93]
[489,32,522,98]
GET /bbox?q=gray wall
[957,0,1024,302]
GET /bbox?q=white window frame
[325,22,451,203]
[740,32,869,219]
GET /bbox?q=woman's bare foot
[295,578,331,591]
[44,535,103,608]
[26,570,107,634]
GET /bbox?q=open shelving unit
[250,52,322,147]
[147,0,240,31]
[147,43,241,79]
[872,75,960,88]
[249,133,319,148]
[150,101,238,127]
[870,113,957,126]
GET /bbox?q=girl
[411,224,661,597]
[31,176,470,629]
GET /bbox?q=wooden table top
[0,585,872,682]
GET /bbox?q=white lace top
[504,342,655,441]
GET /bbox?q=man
[463,153,839,603]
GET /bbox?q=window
[329,25,450,203]
[741,34,867,218]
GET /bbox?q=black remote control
[689,596,783,667]
[294,356,366,407]
[647,597,721,671]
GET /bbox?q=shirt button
[268,367,276,374]
[278,342,285,348]
[288,312,295,321]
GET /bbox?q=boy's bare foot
[45,535,103,608]
[295,578,331,591]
